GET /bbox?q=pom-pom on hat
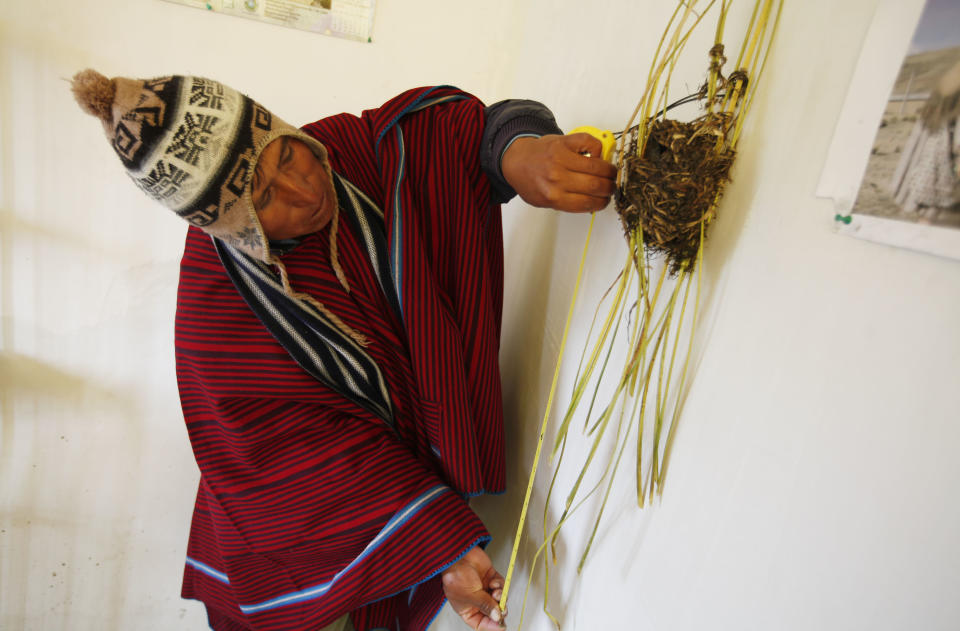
[71,69,332,264]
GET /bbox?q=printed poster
[818,0,960,261]
[161,0,375,42]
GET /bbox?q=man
[73,69,614,631]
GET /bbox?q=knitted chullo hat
[72,69,364,345]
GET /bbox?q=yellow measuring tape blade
[499,213,595,612]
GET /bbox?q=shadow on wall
[697,80,769,320]
[482,207,591,624]
[487,206,559,533]
[1,347,139,493]
[1,18,195,628]
[0,210,160,264]
[499,209,559,440]
[0,350,139,398]
[657,98,767,424]
[0,349,140,629]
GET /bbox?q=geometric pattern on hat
[73,69,336,269]
[128,77,245,224]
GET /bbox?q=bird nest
[615,113,736,274]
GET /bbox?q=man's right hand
[501,133,617,213]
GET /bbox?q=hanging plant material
[498,1,784,627]
[618,113,736,274]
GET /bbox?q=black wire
[614,90,726,138]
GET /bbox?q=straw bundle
[499,1,784,627]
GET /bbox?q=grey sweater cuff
[481,99,563,204]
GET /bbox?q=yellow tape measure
[498,125,612,615]
[569,125,615,161]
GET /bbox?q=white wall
[2,0,958,630]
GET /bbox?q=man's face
[251,136,336,240]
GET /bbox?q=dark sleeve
[481,99,564,203]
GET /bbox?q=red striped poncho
[175,87,505,630]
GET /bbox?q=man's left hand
[441,545,506,630]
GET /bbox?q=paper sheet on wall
[816,0,960,262]
[161,0,375,42]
